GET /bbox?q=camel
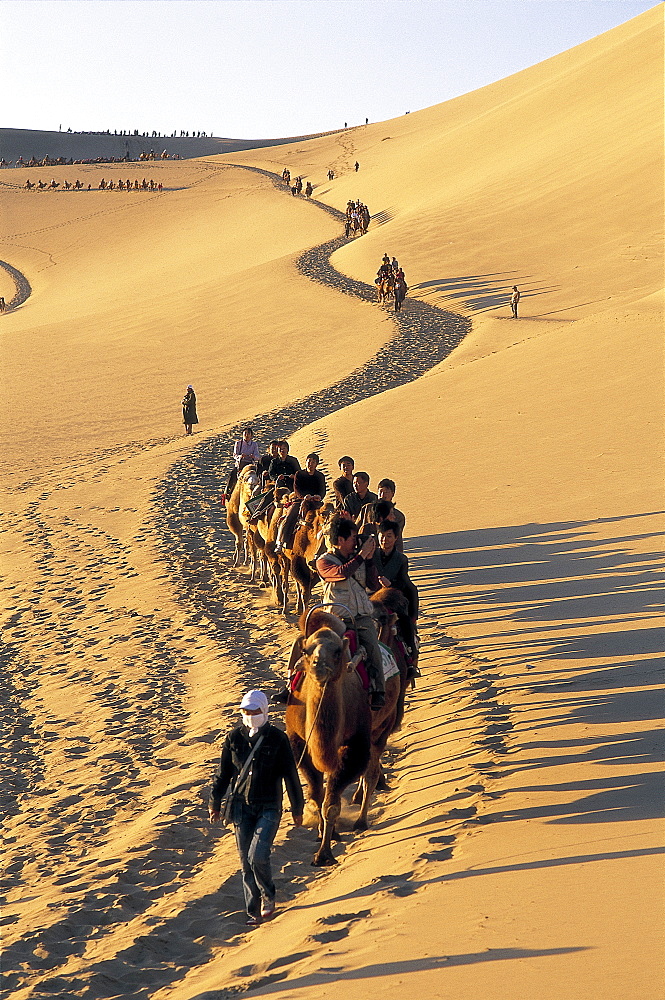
[279,498,334,616]
[246,481,291,598]
[352,588,411,831]
[286,609,371,865]
[377,274,394,305]
[226,464,260,569]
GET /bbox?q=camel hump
[300,608,346,638]
[371,586,409,619]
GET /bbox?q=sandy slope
[1,7,663,1000]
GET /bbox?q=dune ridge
[1,6,663,1000]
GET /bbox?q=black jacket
[268,455,301,480]
[373,547,419,619]
[210,722,304,814]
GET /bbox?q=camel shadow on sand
[406,510,665,827]
[186,947,590,998]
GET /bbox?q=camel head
[370,588,408,643]
[238,464,260,490]
[300,497,323,522]
[301,627,350,687]
[371,587,409,619]
[315,501,336,544]
[299,608,346,638]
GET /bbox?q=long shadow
[406,513,665,825]
[285,845,664,915]
[202,947,589,997]
[410,272,558,312]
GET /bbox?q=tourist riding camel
[227,464,261,568]
[257,439,281,487]
[343,472,377,519]
[275,454,327,554]
[373,521,419,622]
[316,514,385,710]
[356,499,401,548]
[333,457,355,507]
[221,427,260,509]
[247,441,300,522]
[358,479,405,550]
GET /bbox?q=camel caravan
[24,176,163,192]
[375,253,408,311]
[220,429,420,861]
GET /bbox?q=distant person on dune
[354,161,359,172]
[0,297,5,313]
[182,385,198,435]
[511,285,521,318]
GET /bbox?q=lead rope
[296,678,329,769]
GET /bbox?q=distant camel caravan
[24,176,164,193]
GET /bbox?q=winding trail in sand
[0,259,32,310]
[153,165,470,680]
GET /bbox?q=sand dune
[1,7,663,1000]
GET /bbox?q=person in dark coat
[373,520,419,622]
[333,455,355,507]
[343,472,377,519]
[209,690,304,925]
[182,385,198,435]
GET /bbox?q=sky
[1,0,659,139]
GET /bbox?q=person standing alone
[182,385,198,434]
[209,690,304,925]
[510,285,521,318]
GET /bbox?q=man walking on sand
[209,690,304,926]
[510,285,521,318]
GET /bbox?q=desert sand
[1,6,663,1000]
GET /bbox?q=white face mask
[242,711,267,733]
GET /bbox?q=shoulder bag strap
[233,733,265,794]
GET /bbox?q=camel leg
[247,534,256,582]
[273,564,284,608]
[289,733,324,816]
[354,743,382,832]
[314,732,370,866]
[280,555,290,615]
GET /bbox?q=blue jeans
[234,802,282,916]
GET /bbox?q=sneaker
[370,691,386,711]
[246,913,261,926]
[261,899,276,920]
[271,686,290,704]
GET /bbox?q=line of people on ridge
[24,176,164,192]
[220,429,420,711]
